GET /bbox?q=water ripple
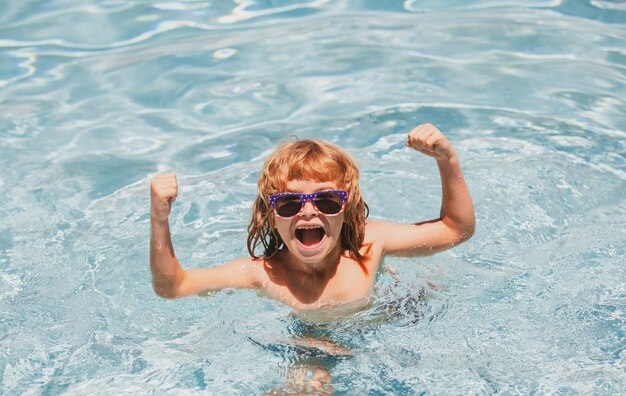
[1,1,625,394]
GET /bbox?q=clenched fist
[151,173,178,222]
[406,123,455,162]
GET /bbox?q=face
[272,179,345,268]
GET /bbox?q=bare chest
[260,258,378,310]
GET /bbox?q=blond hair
[247,139,369,262]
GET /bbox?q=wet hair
[247,139,369,263]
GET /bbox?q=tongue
[298,228,324,246]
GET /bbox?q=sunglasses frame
[269,190,348,218]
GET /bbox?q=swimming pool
[1,0,625,393]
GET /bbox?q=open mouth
[295,226,326,247]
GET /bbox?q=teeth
[296,225,324,230]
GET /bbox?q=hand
[406,123,455,161]
[151,173,178,222]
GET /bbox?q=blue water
[1,0,625,394]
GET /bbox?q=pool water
[1,0,625,394]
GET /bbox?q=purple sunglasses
[269,190,348,218]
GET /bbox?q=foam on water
[1,0,625,394]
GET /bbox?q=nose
[299,198,317,217]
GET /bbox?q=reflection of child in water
[150,123,475,310]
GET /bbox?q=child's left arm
[367,123,475,257]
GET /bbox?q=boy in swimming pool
[150,123,475,309]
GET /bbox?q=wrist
[436,150,459,166]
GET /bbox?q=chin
[288,234,340,266]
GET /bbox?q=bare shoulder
[365,219,420,257]
[360,221,389,266]
[223,256,267,286]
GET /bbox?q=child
[150,123,475,311]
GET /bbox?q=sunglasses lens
[274,195,302,217]
[314,192,344,215]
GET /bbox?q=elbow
[443,216,475,245]
[155,289,178,299]
[457,222,475,243]
[151,268,186,299]
[455,210,476,243]
[152,281,181,299]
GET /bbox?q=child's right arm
[150,173,259,298]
